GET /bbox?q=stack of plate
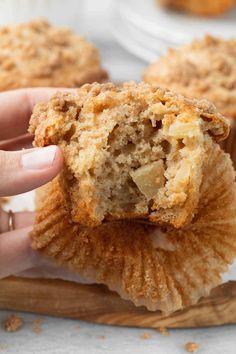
[112,0,236,63]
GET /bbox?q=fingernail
[22,146,57,170]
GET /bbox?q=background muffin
[157,0,235,16]
[0,20,108,91]
[143,36,236,164]
[144,36,236,119]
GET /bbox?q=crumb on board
[141,332,151,340]
[2,314,24,332]
[185,342,200,353]
[97,335,106,340]
[158,326,169,336]
[32,319,43,334]
[75,324,80,330]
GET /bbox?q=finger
[0,226,38,279]
[0,88,77,140]
[0,210,35,233]
[0,145,63,196]
[0,134,34,151]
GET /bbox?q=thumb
[0,146,63,196]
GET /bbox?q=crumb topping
[0,20,107,91]
[141,332,152,339]
[144,35,236,118]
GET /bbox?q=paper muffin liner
[0,0,84,31]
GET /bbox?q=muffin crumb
[158,326,169,336]
[141,332,151,339]
[2,314,23,332]
[97,335,106,340]
[185,342,200,353]
[32,319,43,334]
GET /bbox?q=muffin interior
[88,106,202,222]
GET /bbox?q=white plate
[113,0,236,62]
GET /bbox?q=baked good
[157,0,235,16]
[143,36,236,164]
[0,20,107,91]
[144,36,236,119]
[29,82,228,228]
[29,83,236,313]
[30,121,236,313]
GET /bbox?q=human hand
[0,88,65,279]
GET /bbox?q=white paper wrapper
[0,0,84,32]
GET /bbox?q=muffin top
[143,36,236,118]
[0,20,108,91]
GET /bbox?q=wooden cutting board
[0,277,236,328]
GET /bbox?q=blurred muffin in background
[0,20,108,91]
[143,35,236,164]
[157,0,235,16]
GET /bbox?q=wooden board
[0,277,236,328]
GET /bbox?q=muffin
[0,20,108,91]
[30,82,228,228]
[157,0,235,16]
[30,82,236,313]
[143,36,236,164]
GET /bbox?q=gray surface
[0,1,236,353]
[0,310,236,354]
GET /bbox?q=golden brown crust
[158,0,235,16]
[0,20,108,91]
[30,82,229,143]
[29,82,229,228]
[31,136,236,313]
[143,36,236,119]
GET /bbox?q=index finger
[0,88,76,141]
